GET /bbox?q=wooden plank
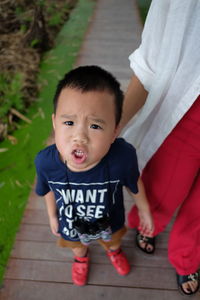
[26,196,45,210]
[15,224,55,242]
[0,279,193,300]
[10,240,170,268]
[5,258,176,290]
[22,209,49,225]
[25,185,44,204]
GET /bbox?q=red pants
[128,96,200,275]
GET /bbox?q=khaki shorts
[57,226,127,251]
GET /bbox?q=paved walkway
[75,0,142,91]
[0,0,199,299]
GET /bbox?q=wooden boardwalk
[0,0,199,299]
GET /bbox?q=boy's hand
[49,215,61,237]
[138,210,154,237]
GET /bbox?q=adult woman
[121,0,200,295]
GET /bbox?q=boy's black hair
[53,65,124,125]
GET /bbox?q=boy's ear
[112,125,120,143]
[52,113,55,130]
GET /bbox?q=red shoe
[72,255,89,286]
[107,248,130,275]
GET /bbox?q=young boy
[35,65,154,286]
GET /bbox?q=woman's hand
[138,209,154,237]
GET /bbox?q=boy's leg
[71,245,89,286]
[72,246,88,257]
[58,238,89,286]
[98,227,130,275]
[168,172,200,294]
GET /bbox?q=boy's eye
[90,124,102,130]
[64,121,74,126]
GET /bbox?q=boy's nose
[73,130,88,144]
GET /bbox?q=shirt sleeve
[123,145,140,194]
[129,0,170,91]
[34,152,50,196]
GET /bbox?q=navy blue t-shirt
[35,138,140,241]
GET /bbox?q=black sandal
[135,231,155,254]
[177,271,200,295]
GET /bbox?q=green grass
[0,0,95,284]
[136,0,152,23]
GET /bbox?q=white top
[123,0,200,171]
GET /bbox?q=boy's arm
[127,176,154,236]
[44,191,61,237]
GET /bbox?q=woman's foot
[135,231,155,254]
[177,271,200,295]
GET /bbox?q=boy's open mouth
[72,149,87,164]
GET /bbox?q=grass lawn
[0,0,95,284]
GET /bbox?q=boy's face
[52,87,119,172]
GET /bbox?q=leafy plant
[47,2,70,27]
[15,5,32,33]
[15,6,24,17]
[30,38,40,48]
[20,23,28,33]
[48,12,63,26]
[0,73,24,119]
